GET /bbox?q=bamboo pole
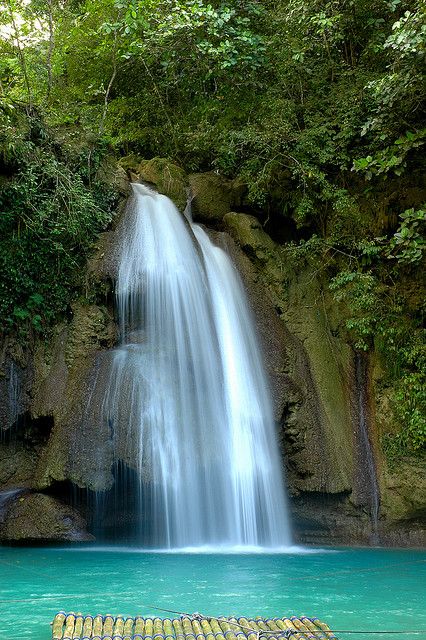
[72,613,84,640]
[52,612,66,640]
[123,616,134,640]
[63,613,75,640]
[113,616,125,639]
[82,615,93,639]
[104,614,114,639]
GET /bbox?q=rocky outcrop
[223,212,354,495]
[189,173,246,225]
[0,492,93,543]
[381,460,426,522]
[0,160,423,547]
[0,444,38,489]
[137,157,188,212]
[96,156,131,198]
[32,302,117,492]
[0,341,33,435]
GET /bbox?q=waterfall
[104,183,291,549]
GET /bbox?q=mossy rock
[0,443,38,488]
[223,212,276,255]
[223,212,285,287]
[0,492,94,542]
[224,213,355,495]
[189,173,246,225]
[65,302,116,368]
[380,458,426,522]
[31,304,116,492]
[118,154,143,173]
[138,157,188,211]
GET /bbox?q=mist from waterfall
[104,183,291,549]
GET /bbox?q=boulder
[190,173,246,225]
[0,492,93,542]
[138,157,188,212]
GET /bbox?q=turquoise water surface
[0,546,425,640]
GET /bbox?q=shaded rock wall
[0,492,93,543]
[32,303,117,492]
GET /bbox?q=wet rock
[32,303,116,492]
[0,341,33,434]
[0,444,38,489]
[290,491,372,546]
[189,173,246,225]
[0,492,93,542]
[138,157,188,212]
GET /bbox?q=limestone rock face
[0,161,423,547]
[0,492,93,542]
[189,173,246,225]
[0,341,33,435]
[223,212,354,495]
[0,444,38,489]
[381,460,426,522]
[32,303,117,492]
[222,210,425,546]
[138,157,188,212]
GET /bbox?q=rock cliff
[0,158,424,546]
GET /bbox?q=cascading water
[104,183,291,549]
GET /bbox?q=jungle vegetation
[0,0,425,454]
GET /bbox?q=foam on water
[62,544,329,555]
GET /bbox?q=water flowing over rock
[0,162,423,548]
[100,184,291,549]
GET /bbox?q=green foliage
[0,107,114,336]
[384,207,425,263]
[329,227,425,454]
[353,130,426,178]
[137,0,267,79]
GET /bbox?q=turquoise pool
[0,546,425,640]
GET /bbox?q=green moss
[283,268,354,491]
[189,173,246,224]
[138,157,188,212]
[380,459,426,522]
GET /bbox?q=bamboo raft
[51,613,338,640]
